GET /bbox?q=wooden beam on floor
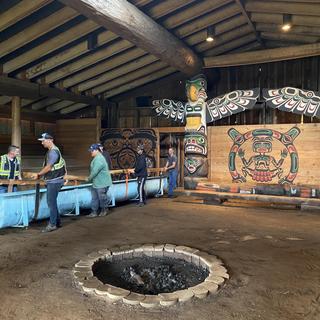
[204,43,320,68]
[178,189,320,206]
[59,0,203,75]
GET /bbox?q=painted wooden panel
[100,128,157,170]
[208,123,320,186]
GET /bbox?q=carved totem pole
[153,74,259,189]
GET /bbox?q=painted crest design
[228,127,301,184]
[263,87,320,118]
[101,129,157,169]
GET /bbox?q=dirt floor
[0,197,320,320]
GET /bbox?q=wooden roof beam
[261,32,320,44]
[0,75,103,106]
[251,12,320,27]
[104,67,176,98]
[0,0,52,32]
[60,103,90,114]
[234,0,264,47]
[60,0,203,76]
[3,19,99,74]
[246,0,320,16]
[0,7,78,58]
[91,60,169,95]
[204,42,320,68]
[203,34,258,57]
[47,4,242,89]
[256,23,320,36]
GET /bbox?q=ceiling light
[282,14,292,32]
[206,26,215,42]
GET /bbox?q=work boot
[87,211,98,218]
[42,224,57,233]
[99,208,109,217]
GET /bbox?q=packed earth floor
[0,197,320,320]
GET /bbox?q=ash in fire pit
[73,244,229,308]
[93,256,209,295]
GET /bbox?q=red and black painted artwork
[100,129,157,169]
[228,127,301,184]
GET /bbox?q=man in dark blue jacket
[134,145,147,206]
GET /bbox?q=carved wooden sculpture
[153,75,259,189]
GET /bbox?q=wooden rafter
[60,0,203,75]
[0,7,78,58]
[246,0,320,16]
[234,0,264,46]
[0,0,52,32]
[0,75,103,106]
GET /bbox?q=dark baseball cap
[88,143,100,152]
[38,133,53,141]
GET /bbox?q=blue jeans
[168,170,178,196]
[91,187,109,212]
[0,185,17,193]
[46,182,63,226]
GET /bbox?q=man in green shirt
[87,144,112,218]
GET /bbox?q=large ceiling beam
[0,75,103,106]
[260,32,319,44]
[60,0,203,76]
[204,43,320,68]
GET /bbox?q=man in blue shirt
[35,133,66,233]
[164,147,178,198]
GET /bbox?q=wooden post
[96,105,102,142]
[11,96,21,149]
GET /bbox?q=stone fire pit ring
[73,244,229,308]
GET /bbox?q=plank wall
[208,123,320,187]
[55,118,97,170]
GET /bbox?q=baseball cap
[88,143,100,152]
[38,133,53,141]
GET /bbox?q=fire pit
[73,244,229,308]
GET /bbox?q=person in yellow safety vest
[0,145,21,193]
[35,133,66,233]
